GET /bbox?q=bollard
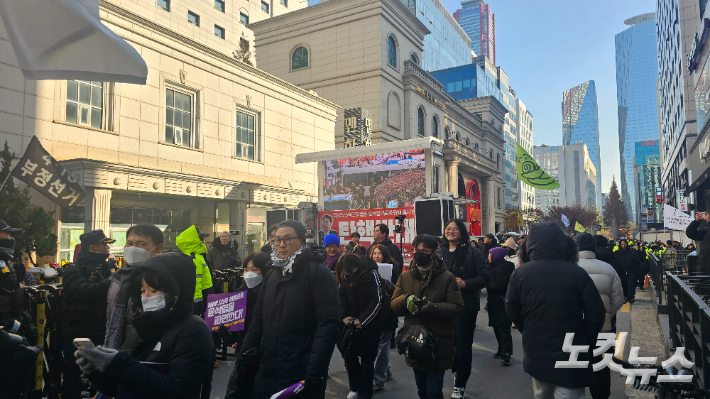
[224,272,229,293]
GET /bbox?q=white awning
[295,137,443,164]
[0,0,148,84]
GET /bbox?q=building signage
[677,189,688,211]
[687,18,710,73]
[343,108,372,148]
[640,140,657,146]
[416,87,446,109]
[656,187,662,204]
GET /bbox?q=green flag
[575,221,586,233]
[516,143,560,190]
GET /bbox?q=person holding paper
[369,244,398,391]
[687,211,710,273]
[74,252,215,399]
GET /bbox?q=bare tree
[233,38,253,66]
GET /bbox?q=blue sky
[438,0,657,194]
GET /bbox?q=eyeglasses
[413,249,432,255]
[445,227,460,232]
[273,237,296,246]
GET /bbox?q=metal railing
[442,139,497,171]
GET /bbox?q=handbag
[395,323,438,361]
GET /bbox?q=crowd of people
[0,213,706,399]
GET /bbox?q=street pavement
[210,290,633,399]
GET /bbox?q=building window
[187,11,200,26]
[464,137,470,146]
[388,36,397,67]
[497,188,502,208]
[157,0,170,11]
[444,126,450,140]
[281,0,288,6]
[411,53,419,65]
[387,92,401,129]
[417,107,424,136]
[292,46,308,70]
[66,80,103,129]
[214,25,225,39]
[215,0,225,12]
[261,1,269,13]
[432,117,438,138]
[240,13,249,25]
[475,143,479,151]
[165,88,194,148]
[433,165,440,193]
[236,110,256,160]
[496,154,500,170]
[489,149,493,159]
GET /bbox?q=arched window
[410,53,419,65]
[464,137,469,146]
[292,46,308,70]
[444,126,450,140]
[474,143,479,151]
[388,36,397,67]
[432,117,438,138]
[417,107,424,136]
[387,92,401,129]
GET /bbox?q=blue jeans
[373,330,393,385]
[412,368,445,399]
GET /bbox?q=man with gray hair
[205,231,241,271]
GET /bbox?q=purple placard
[204,291,247,332]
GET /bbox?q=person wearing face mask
[391,234,464,399]
[324,233,341,271]
[104,224,163,350]
[62,229,115,399]
[176,225,214,316]
[74,252,215,399]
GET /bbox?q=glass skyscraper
[634,140,661,230]
[414,0,471,71]
[454,0,495,65]
[562,80,601,209]
[615,13,659,224]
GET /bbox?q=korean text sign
[204,291,247,332]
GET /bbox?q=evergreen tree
[602,177,629,237]
[0,141,57,264]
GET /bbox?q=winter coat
[505,222,606,389]
[63,251,111,338]
[437,242,489,312]
[87,253,214,399]
[339,257,386,333]
[594,246,615,265]
[368,237,404,283]
[344,241,368,257]
[577,251,624,332]
[205,238,242,271]
[391,257,464,371]
[686,219,710,273]
[104,263,137,349]
[613,247,641,272]
[176,226,212,299]
[236,247,341,399]
[486,260,515,327]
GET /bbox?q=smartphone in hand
[73,338,96,351]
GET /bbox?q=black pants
[61,334,103,399]
[344,329,380,399]
[413,368,445,399]
[590,350,613,399]
[493,324,513,355]
[626,269,637,300]
[452,310,478,388]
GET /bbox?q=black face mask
[414,252,432,267]
[0,239,15,251]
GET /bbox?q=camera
[394,214,406,234]
[229,230,240,236]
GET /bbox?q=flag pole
[0,161,15,191]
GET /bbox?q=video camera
[394,214,406,234]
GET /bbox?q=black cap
[80,229,116,246]
[0,221,21,233]
[195,227,210,239]
[575,232,597,252]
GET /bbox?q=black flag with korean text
[11,136,86,209]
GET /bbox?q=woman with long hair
[367,244,398,392]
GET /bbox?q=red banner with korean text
[318,207,416,258]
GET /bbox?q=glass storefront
[59,206,84,262]
[110,207,190,253]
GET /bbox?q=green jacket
[176,226,213,299]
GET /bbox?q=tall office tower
[455,0,496,65]
[516,99,535,214]
[656,0,700,207]
[562,80,602,209]
[412,0,472,71]
[497,67,519,210]
[533,145,560,211]
[534,144,597,211]
[633,140,662,230]
[615,13,660,224]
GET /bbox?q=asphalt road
[210,290,632,399]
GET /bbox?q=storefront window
[110,207,190,253]
[246,222,265,255]
[60,206,84,262]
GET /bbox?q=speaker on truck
[414,196,455,237]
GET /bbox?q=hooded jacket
[391,256,464,371]
[505,223,606,388]
[339,257,386,332]
[686,219,709,273]
[205,238,241,271]
[63,250,111,338]
[87,253,214,398]
[613,244,641,272]
[437,241,489,311]
[176,226,213,299]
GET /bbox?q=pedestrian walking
[506,223,606,399]
[391,234,464,399]
[337,253,387,399]
[75,252,215,399]
[324,233,341,271]
[486,247,515,366]
[686,211,710,273]
[436,219,489,399]
[612,239,640,303]
[345,232,368,257]
[482,233,498,260]
[368,224,404,283]
[176,226,214,316]
[369,244,398,391]
[574,233,624,399]
[501,237,519,267]
[633,242,649,291]
[233,220,341,399]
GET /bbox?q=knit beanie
[323,234,340,248]
[575,232,597,252]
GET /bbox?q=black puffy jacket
[236,247,341,399]
[687,219,710,273]
[437,242,489,311]
[613,246,641,272]
[339,257,386,333]
[505,223,606,388]
[63,251,111,338]
[87,252,214,399]
[486,260,515,327]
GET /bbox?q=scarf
[271,245,306,276]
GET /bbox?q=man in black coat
[368,224,404,283]
[62,230,114,399]
[613,239,641,303]
[686,211,710,274]
[506,223,606,397]
[436,219,489,398]
[482,233,498,260]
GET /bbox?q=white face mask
[124,245,156,266]
[243,272,263,289]
[141,294,166,312]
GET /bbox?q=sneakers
[629,298,635,304]
[501,353,511,366]
[347,392,359,399]
[451,387,465,399]
[373,382,384,391]
[386,367,393,380]
[493,349,502,358]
